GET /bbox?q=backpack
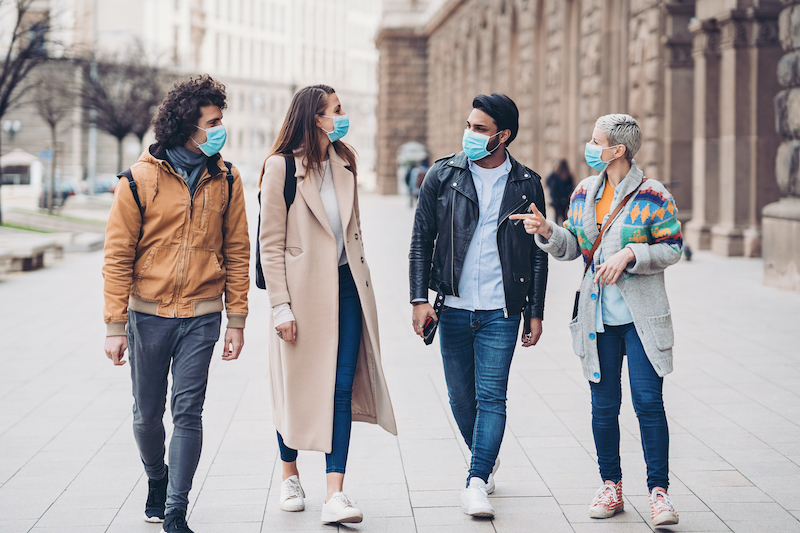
[117,160,235,242]
[255,152,296,290]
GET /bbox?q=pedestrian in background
[409,93,548,518]
[102,75,250,533]
[545,159,574,225]
[512,113,682,528]
[258,84,397,525]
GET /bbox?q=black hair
[153,74,227,149]
[472,93,519,146]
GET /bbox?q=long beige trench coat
[259,144,397,453]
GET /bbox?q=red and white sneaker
[589,480,624,518]
[650,487,679,526]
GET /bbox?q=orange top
[596,181,615,230]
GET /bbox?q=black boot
[144,466,168,523]
[161,509,194,533]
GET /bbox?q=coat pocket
[568,318,585,357]
[133,245,179,303]
[285,246,303,257]
[646,311,674,351]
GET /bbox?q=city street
[1,192,799,532]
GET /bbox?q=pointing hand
[510,203,553,237]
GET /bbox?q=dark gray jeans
[127,310,221,514]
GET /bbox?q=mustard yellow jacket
[102,144,250,336]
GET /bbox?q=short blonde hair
[595,114,641,163]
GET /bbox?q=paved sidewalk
[1,193,799,533]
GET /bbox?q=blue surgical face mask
[193,124,227,157]
[462,129,502,161]
[584,142,620,172]
[321,114,349,142]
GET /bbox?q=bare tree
[0,0,55,225]
[83,43,165,172]
[31,61,76,213]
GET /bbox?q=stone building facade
[376,0,790,275]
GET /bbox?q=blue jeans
[591,323,669,491]
[277,264,362,474]
[438,307,520,486]
[127,310,221,514]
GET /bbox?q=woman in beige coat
[259,85,397,524]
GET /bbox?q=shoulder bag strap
[582,178,647,278]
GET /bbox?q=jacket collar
[446,150,530,182]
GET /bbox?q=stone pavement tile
[657,511,731,532]
[412,506,495,530]
[409,489,462,508]
[0,520,37,533]
[491,479,552,497]
[186,524,262,533]
[200,474,272,491]
[726,517,800,533]
[748,477,800,510]
[30,526,106,533]
[341,516,418,532]
[489,497,574,533]
[689,485,774,503]
[706,501,794,522]
[32,507,118,528]
[356,497,413,518]
[676,470,754,488]
[192,488,269,507]
[189,503,265,523]
[569,522,654,532]
[670,455,734,472]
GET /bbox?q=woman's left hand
[595,248,636,286]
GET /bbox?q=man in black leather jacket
[409,94,548,518]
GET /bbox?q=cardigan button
[594,372,600,379]
[589,333,596,340]
[591,293,597,300]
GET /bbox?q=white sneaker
[485,458,501,495]
[461,477,495,518]
[279,475,305,512]
[321,492,363,524]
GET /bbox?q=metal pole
[86,0,98,196]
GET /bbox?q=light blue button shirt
[445,156,511,311]
[593,179,633,333]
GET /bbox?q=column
[764,1,800,290]
[662,1,695,220]
[375,28,428,195]
[685,19,720,250]
[712,7,782,257]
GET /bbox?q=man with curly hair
[102,75,250,533]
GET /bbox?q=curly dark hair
[153,75,227,149]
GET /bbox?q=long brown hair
[267,84,357,181]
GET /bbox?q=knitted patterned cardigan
[535,161,682,383]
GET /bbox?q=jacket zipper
[172,171,215,316]
[450,187,457,297]
[497,197,528,318]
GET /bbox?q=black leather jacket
[409,151,548,320]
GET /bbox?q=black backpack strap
[223,161,234,214]
[117,168,144,242]
[283,151,296,210]
[255,152,297,291]
[117,169,142,214]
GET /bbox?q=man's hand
[595,247,635,286]
[276,321,297,345]
[104,335,128,366]
[509,203,553,238]
[521,318,543,347]
[411,303,437,339]
[222,328,244,360]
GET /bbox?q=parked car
[82,174,118,195]
[39,179,81,208]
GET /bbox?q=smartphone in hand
[423,316,438,345]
